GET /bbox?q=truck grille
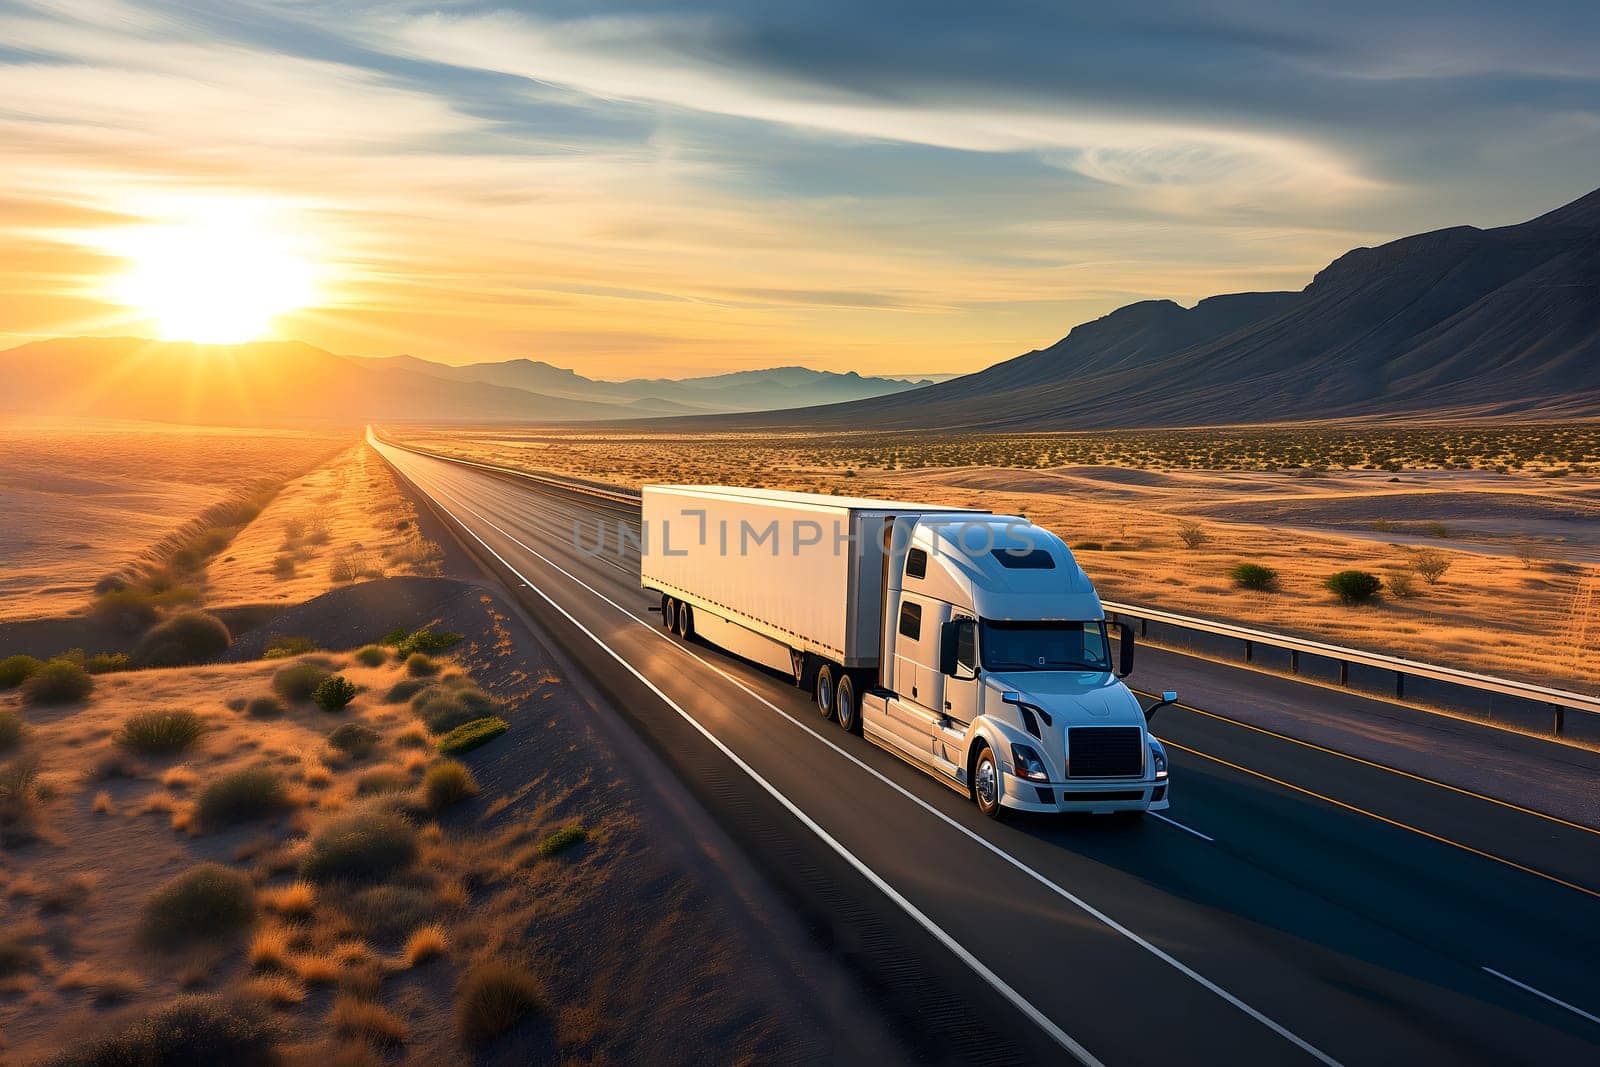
[1067,727,1143,778]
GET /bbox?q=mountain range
[0,339,930,424]
[687,184,1600,430]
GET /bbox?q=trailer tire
[815,662,836,721]
[665,597,681,634]
[972,743,1003,819]
[835,673,861,735]
[677,601,694,639]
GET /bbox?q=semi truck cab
[862,515,1170,817]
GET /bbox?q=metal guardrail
[373,430,1600,743]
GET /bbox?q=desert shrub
[403,925,448,966]
[198,767,291,830]
[328,722,381,758]
[384,678,428,703]
[0,936,41,976]
[1387,572,1419,599]
[246,695,285,719]
[355,768,411,796]
[332,997,408,1048]
[405,653,438,677]
[84,652,129,674]
[273,662,331,702]
[42,995,279,1067]
[22,658,94,706]
[90,587,162,632]
[328,552,363,584]
[313,675,358,712]
[264,636,316,659]
[301,808,419,883]
[1410,550,1452,585]
[1424,521,1451,539]
[0,754,43,844]
[1229,563,1278,591]
[343,884,437,939]
[132,611,231,668]
[0,711,23,752]
[424,760,479,810]
[384,628,463,657]
[1370,519,1396,533]
[140,864,257,947]
[1324,570,1382,604]
[354,645,387,667]
[437,717,508,756]
[1176,521,1210,550]
[456,962,543,1044]
[0,655,42,690]
[271,554,297,580]
[413,685,499,734]
[538,824,587,857]
[117,709,206,755]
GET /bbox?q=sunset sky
[3,1,1597,378]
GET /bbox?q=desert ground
[391,424,1600,697]
[0,418,346,622]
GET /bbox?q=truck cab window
[905,547,927,579]
[898,601,922,640]
[979,620,1110,672]
[954,619,977,677]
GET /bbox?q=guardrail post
[1244,640,1253,663]
[1338,661,1349,686]
[1395,671,1405,699]
[1140,617,1148,638]
[1552,704,1565,735]
[1289,650,1300,675]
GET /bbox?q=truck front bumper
[1000,773,1170,814]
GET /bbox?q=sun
[110,200,318,344]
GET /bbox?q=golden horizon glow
[106,201,320,345]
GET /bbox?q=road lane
[376,436,1600,1065]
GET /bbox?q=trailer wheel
[665,597,681,634]
[815,662,836,721]
[677,601,694,639]
[972,744,1002,819]
[835,673,861,735]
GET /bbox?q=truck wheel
[835,674,861,735]
[665,597,680,634]
[815,662,836,721]
[677,601,694,639]
[972,744,1002,819]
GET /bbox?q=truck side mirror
[1115,621,1135,678]
[1145,691,1179,722]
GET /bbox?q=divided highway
[373,434,1600,1065]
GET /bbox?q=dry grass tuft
[243,973,306,1008]
[162,765,199,790]
[330,996,408,1048]
[92,789,114,815]
[456,961,543,1044]
[259,880,316,918]
[248,927,295,972]
[400,924,447,967]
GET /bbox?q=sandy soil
[0,418,345,622]
[204,443,443,610]
[392,427,1600,696]
[0,577,839,1063]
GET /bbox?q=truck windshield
[979,620,1111,672]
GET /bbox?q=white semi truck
[640,484,1174,818]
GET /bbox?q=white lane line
[1482,967,1600,1026]
[396,455,1344,1067]
[1150,811,1214,842]
[384,457,1104,1067]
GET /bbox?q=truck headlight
[1010,743,1050,782]
[1149,741,1168,779]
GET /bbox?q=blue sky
[2,0,1596,375]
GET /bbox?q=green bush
[197,767,291,830]
[264,636,316,659]
[132,611,232,668]
[117,709,205,755]
[140,864,256,947]
[0,655,42,690]
[0,711,22,752]
[312,675,358,712]
[22,658,94,706]
[1230,563,1279,591]
[84,652,130,674]
[412,685,499,734]
[301,809,419,883]
[1324,570,1383,604]
[42,995,279,1067]
[405,653,438,678]
[273,662,330,702]
[354,645,388,667]
[537,824,587,857]
[246,695,284,718]
[455,963,543,1044]
[383,628,462,657]
[327,722,381,757]
[437,717,508,756]
[90,587,162,632]
[384,679,428,704]
[424,760,479,810]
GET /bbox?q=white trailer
[641,484,1175,817]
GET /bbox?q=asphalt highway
[374,435,1600,1066]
